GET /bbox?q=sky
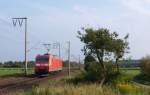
[0,0,150,61]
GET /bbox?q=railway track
[0,69,70,95]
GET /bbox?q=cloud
[120,0,150,16]
[73,5,98,14]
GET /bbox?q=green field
[121,68,140,76]
[0,68,34,77]
[0,67,140,77]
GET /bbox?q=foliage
[85,62,119,83]
[134,73,150,85]
[133,56,150,87]
[0,61,34,68]
[77,27,129,84]
[69,62,118,84]
[140,56,150,76]
[113,36,129,72]
[63,60,80,68]
[84,55,96,71]
[84,62,103,82]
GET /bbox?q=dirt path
[0,70,69,95]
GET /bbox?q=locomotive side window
[36,57,49,62]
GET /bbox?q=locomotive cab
[35,53,63,75]
[35,54,49,75]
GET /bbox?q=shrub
[84,62,103,82]
[69,61,119,84]
[140,56,150,76]
[84,55,96,71]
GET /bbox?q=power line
[0,25,24,44]
[0,17,11,26]
[27,41,42,52]
[0,18,25,44]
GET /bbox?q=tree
[78,28,116,85]
[84,55,96,71]
[113,34,129,73]
[78,27,129,85]
[140,56,150,76]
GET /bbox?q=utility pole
[58,42,61,59]
[67,41,70,77]
[78,55,81,69]
[12,17,28,76]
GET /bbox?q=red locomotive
[35,53,63,75]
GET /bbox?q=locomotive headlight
[36,64,40,66]
[35,63,48,66]
[43,64,48,66]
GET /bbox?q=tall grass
[116,83,150,95]
[18,83,150,95]
[21,84,120,95]
[18,69,150,95]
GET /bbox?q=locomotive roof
[36,53,59,59]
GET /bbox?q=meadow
[16,68,150,95]
[0,67,149,95]
[0,68,34,77]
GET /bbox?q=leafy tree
[113,34,129,73]
[84,55,96,71]
[78,27,129,85]
[140,56,150,76]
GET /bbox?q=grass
[121,68,140,76]
[0,68,34,77]
[119,68,140,82]
[2,67,150,95]
[18,78,150,95]
[18,82,120,95]
[116,82,150,95]
[121,68,150,85]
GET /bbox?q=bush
[134,73,150,85]
[140,56,150,76]
[84,55,96,71]
[69,61,119,84]
[85,62,103,82]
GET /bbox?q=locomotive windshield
[36,57,49,62]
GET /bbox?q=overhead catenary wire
[0,17,44,52]
[0,17,12,26]
[0,17,72,64]
[0,23,24,45]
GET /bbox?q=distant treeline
[0,59,140,68]
[63,60,81,68]
[0,60,81,68]
[0,61,34,68]
[119,60,140,68]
